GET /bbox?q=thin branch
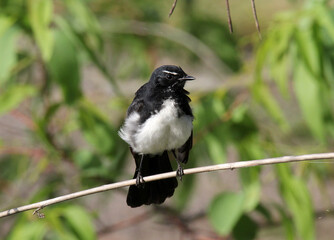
[169,0,178,17]
[1,152,334,218]
[225,0,233,33]
[250,0,262,39]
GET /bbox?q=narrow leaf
[0,15,14,37]
[276,165,315,240]
[205,134,226,164]
[0,85,36,114]
[49,30,82,104]
[232,214,258,240]
[62,205,96,240]
[65,0,103,51]
[9,221,47,240]
[0,26,17,84]
[208,192,244,236]
[294,61,325,141]
[28,0,54,61]
[252,81,288,130]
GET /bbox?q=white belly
[119,99,193,154]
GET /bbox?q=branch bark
[169,0,178,17]
[251,0,261,39]
[1,152,334,218]
[225,0,233,33]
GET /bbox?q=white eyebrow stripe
[162,70,179,75]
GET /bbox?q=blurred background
[1,0,334,239]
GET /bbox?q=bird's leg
[176,159,184,181]
[136,154,145,187]
[172,150,184,181]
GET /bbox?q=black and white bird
[119,65,195,208]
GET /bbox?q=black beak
[178,75,195,81]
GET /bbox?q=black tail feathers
[126,151,178,208]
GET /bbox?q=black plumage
[119,65,194,207]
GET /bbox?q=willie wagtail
[119,65,195,207]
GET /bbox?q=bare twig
[1,152,334,218]
[250,0,261,39]
[225,0,233,33]
[32,206,45,219]
[169,0,178,17]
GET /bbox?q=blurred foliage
[255,0,334,142]
[0,0,334,240]
[8,205,96,240]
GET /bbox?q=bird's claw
[176,165,184,181]
[136,174,145,188]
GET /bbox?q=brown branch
[250,0,261,39]
[1,152,334,218]
[169,0,178,17]
[225,0,233,33]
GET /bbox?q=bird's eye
[166,74,172,80]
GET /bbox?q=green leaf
[255,204,273,223]
[295,22,321,77]
[39,208,71,239]
[44,102,62,125]
[274,204,294,240]
[0,155,30,181]
[270,54,290,96]
[0,26,17,84]
[255,30,274,82]
[76,100,128,179]
[28,0,54,61]
[62,205,96,240]
[208,192,244,236]
[232,214,258,240]
[0,15,14,37]
[276,164,315,240]
[293,61,325,141]
[236,137,262,212]
[231,104,248,123]
[317,5,334,40]
[0,84,36,114]
[205,133,226,164]
[78,103,116,155]
[252,81,288,131]
[268,24,294,96]
[55,17,121,95]
[49,30,82,104]
[9,221,47,240]
[72,150,111,186]
[64,0,103,51]
[239,168,260,212]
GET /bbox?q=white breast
[119,99,193,154]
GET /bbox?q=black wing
[176,130,193,164]
[127,83,158,124]
[126,84,146,115]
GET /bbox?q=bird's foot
[136,173,145,188]
[135,154,145,188]
[176,164,184,181]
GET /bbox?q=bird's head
[150,65,195,88]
